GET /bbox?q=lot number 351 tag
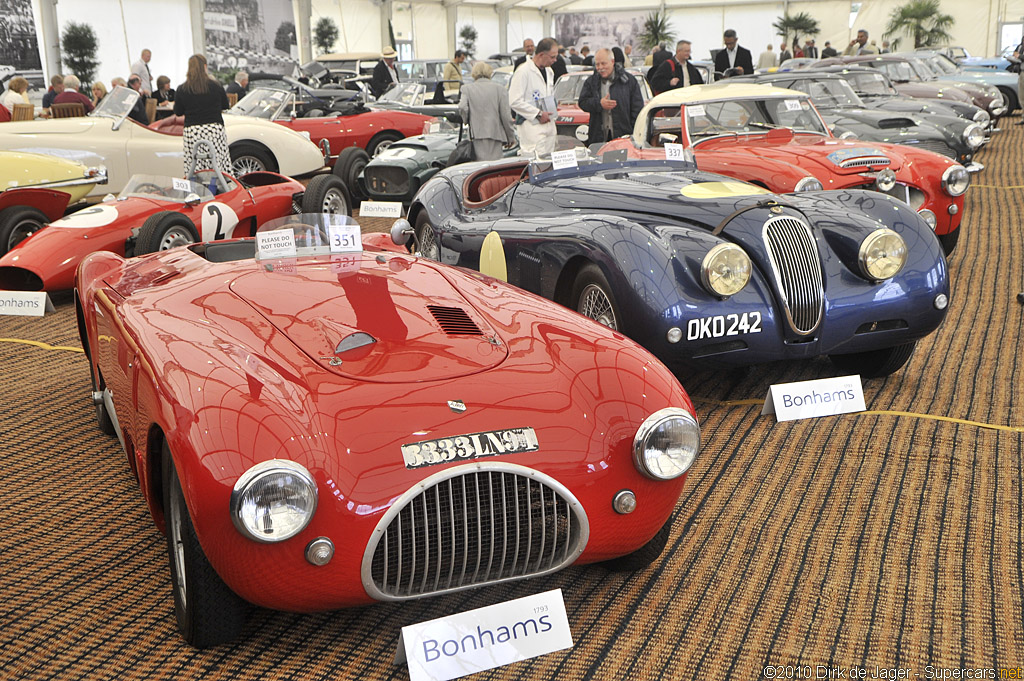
[328,223,362,253]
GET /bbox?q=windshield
[649,97,827,143]
[554,75,587,104]
[233,88,291,119]
[908,58,938,80]
[255,213,361,260]
[787,79,863,108]
[91,85,138,122]
[874,61,917,83]
[379,82,425,105]
[928,54,960,74]
[846,71,898,96]
[118,175,214,202]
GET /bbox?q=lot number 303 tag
[328,223,362,253]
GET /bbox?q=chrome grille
[906,139,956,159]
[838,156,890,169]
[363,463,588,600]
[762,216,823,335]
[364,167,410,195]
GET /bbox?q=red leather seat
[148,115,185,136]
[475,175,518,203]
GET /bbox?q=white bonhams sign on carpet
[762,374,866,422]
[395,589,573,681]
[0,292,54,317]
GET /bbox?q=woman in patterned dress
[173,54,231,177]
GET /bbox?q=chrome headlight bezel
[632,407,701,480]
[941,164,970,196]
[700,243,751,298]
[794,176,823,192]
[858,228,907,282]
[962,123,984,150]
[972,109,990,125]
[230,459,318,543]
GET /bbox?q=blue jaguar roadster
[399,157,949,377]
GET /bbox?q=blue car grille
[762,216,824,335]
[363,464,588,600]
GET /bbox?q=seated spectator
[153,75,175,104]
[42,75,63,110]
[53,74,94,113]
[1,76,30,111]
[91,81,107,107]
[126,74,149,123]
[111,77,127,89]
[0,101,10,123]
[225,71,248,99]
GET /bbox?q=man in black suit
[713,29,754,80]
[650,40,704,94]
[370,47,399,98]
[513,39,536,70]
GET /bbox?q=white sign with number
[395,589,573,681]
[761,374,866,422]
[328,222,362,253]
[784,99,803,111]
[665,143,685,161]
[171,177,192,192]
[256,228,297,259]
[687,104,706,117]
[359,201,403,218]
[551,149,578,170]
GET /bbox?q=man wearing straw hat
[371,46,400,99]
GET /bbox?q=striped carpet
[2,130,1023,680]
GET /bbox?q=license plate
[401,427,539,469]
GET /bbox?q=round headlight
[794,176,823,192]
[701,243,751,298]
[875,168,897,192]
[231,460,318,543]
[918,209,937,230]
[859,228,907,281]
[963,123,984,150]
[972,109,990,125]
[941,164,969,196]
[633,408,700,480]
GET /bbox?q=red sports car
[76,213,701,648]
[600,82,969,253]
[0,170,349,291]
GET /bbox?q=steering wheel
[133,182,166,196]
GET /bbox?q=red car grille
[363,465,588,600]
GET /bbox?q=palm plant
[61,22,99,85]
[882,0,954,50]
[772,11,821,47]
[637,10,675,51]
[314,17,339,55]
[459,25,478,58]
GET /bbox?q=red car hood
[697,133,905,175]
[229,258,509,383]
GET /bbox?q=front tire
[414,211,439,260]
[302,174,351,215]
[366,131,403,157]
[938,227,960,255]
[230,142,277,175]
[571,263,622,331]
[135,211,199,254]
[0,205,48,255]
[333,147,369,201]
[829,341,917,378]
[162,442,247,648]
[602,518,672,572]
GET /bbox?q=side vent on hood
[428,305,483,335]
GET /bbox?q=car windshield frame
[786,78,864,108]
[845,71,899,96]
[90,85,138,126]
[645,96,828,147]
[233,87,293,120]
[118,174,215,203]
[254,213,362,260]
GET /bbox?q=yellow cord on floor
[696,398,1024,433]
[0,337,85,354]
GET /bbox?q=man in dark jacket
[370,47,399,98]
[650,40,704,94]
[713,29,754,80]
[579,49,644,146]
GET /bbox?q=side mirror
[390,218,413,246]
[184,192,201,207]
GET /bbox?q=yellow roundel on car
[680,182,771,199]
[480,231,507,282]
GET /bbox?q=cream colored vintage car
[0,86,325,197]
[0,151,107,253]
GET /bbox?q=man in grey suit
[459,62,516,161]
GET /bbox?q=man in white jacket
[509,37,559,158]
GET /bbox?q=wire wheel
[232,155,265,175]
[577,283,618,330]
[159,225,197,250]
[168,466,189,612]
[416,216,439,260]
